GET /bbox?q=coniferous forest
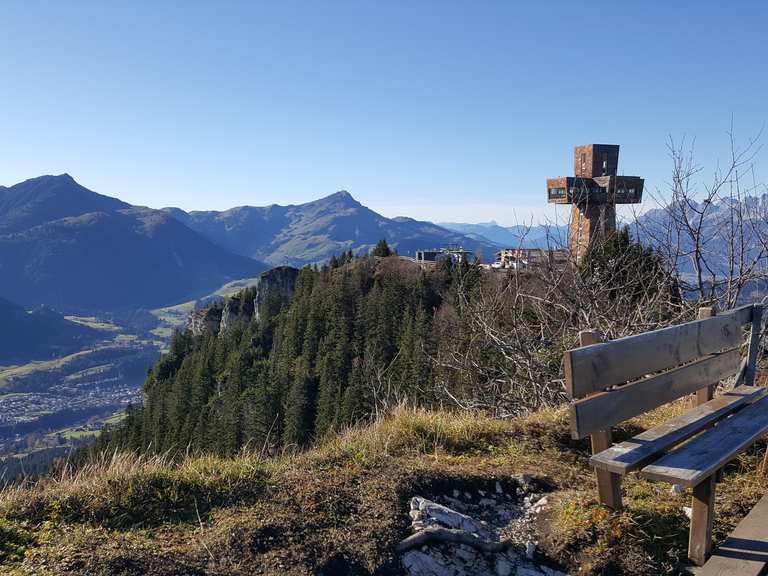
[100,243,486,456]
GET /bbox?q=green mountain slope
[0,174,129,235]
[0,208,265,312]
[0,177,266,312]
[165,191,500,266]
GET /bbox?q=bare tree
[636,126,768,309]
[432,128,768,415]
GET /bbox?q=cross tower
[546,144,644,262]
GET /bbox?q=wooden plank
[580,330,622,511]
[745,304,763,387]
[733,357,749,389]
[700,493,768,575]
[591,429,622,509]
[591,385,767,474]
[697,307,717,405]
[641,395,768,487]
[689,476,716,566]
[564,305,753,399]
[570,349,742,440]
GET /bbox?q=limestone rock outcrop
[253,266,299,323]
[219,294,253,333]
[187,306,223,337]
[186,266,300,336]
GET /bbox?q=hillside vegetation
[97,231,677,460]
[98,253,491,456]
[4,233,762,575]
[1,405,766,575]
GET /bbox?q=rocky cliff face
[187,306,223,337]
[253,266,300,323]
[186,266,300,336]
[219,294,254,333]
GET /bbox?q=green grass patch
[0,350,98,386]
[0,393,32,400]
[0,519,32,563]
[102,412,127,426]
[63,316,121,332]
[63,364,114,382]
[58,428,99,441]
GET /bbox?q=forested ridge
[100,245,484,455]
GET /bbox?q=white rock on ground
[400,490,567,576]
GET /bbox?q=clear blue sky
[1,0,766,224]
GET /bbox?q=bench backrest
[566,304,763,440]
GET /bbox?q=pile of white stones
[398,476,567,576]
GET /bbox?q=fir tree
[371,239,392,257]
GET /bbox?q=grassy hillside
[1,404,765,575]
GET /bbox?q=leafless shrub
[433,127,768,416]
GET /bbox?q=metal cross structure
[546,144,644,262]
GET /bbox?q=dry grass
[0,404,766,575]
[0,450,269,528]
[322,406,512,460]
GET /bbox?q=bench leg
[596,469,623,510]
[689,476,716,566]
[591,430,622,510]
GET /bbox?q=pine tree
[282,355,317,447]
[98,252,452,458]
[371,239,392,257]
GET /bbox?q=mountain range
[0,175,265,312]
[438,221,567,249]
[0,175,500,313]
[164,191,499,267]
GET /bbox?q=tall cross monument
[546,144,644,262]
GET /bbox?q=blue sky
[1,0,766,224]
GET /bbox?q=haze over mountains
[0,175,499,314]
[439,221,567,249]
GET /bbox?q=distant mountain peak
[21,173,76,185]
[0,174,130,234]
[326,189,357,202]
[314,189,362,209]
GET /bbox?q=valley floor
[0,404,765,576]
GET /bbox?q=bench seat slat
[699,493,768,576]
[641,395,768,487]
[570,349,742,439]
[564,305,753,399]
[591,385,767,474]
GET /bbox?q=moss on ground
[0,404,765,575]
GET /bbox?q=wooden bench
[699,492,768,575]
[564,304,766,567]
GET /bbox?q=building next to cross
[546,144,644,262]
